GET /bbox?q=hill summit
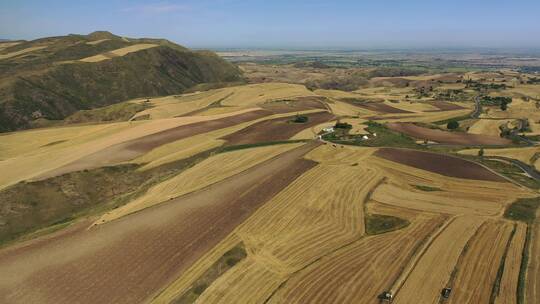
[0,31,243,132]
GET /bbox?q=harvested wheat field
[526,212,540,304]
[375,148,506,182]
[387,122,512,145]
[494,222,527,304]
[393,216,485,304]
[266,213,445,304]
[446,220,514,304]
[0,143,317,304]
[221,111,334,145]
[468,119,511,137]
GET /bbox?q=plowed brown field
[387,122,512,145]
[375,148,506,182]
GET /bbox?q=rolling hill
[0,31,243,132]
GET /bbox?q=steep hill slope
[0,31,243,132]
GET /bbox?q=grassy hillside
[0,32,243,132]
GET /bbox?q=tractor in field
[378,291,393,302]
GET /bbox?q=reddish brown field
[222,111,334,145]
[0,143,318,304]
[375,148,506,182]
[387,122,512,145]
[428,101,465,111]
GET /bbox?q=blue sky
[1,0,539,49]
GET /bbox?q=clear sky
[1,0,539,49]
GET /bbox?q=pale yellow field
[132,83,317,119]
[219,83,316,107]
[369,108,471,124]
[447,220,514,304]
[0,45,47,60]
[527,210,540,303]
[468,119,511,137]
[483,98,540,120]
[79,44,158,62]
[394,216,485,304]
[495,223,527,304]
[383,100,439,112]
[95,143,305,225]
[290,121,334,140]
[459,147,540,169]
[86,39,109,45]
[131,90,234,120]
[529,119,540,135]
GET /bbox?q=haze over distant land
[1,0,539,49]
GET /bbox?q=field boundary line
[390,215,457,296]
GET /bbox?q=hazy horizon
[2,0,540,49]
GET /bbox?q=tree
[478,148,484,157]
[292,114,308,123]
[447,120,460,130]
[500,102,508,111]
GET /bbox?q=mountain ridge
[0,32,243,132]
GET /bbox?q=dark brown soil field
[259,96,328,113]
[375,148,506,182]
[40,110,273,178]
[342,100,413,114]
[222,111,335,145]
[0,143,319,304]
[387,122,512,145]
[427,101,466,111]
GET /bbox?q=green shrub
[334,122,352,129]
[447,120,460,130]
[292,114,308,123]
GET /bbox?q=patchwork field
[1,66,539,304]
